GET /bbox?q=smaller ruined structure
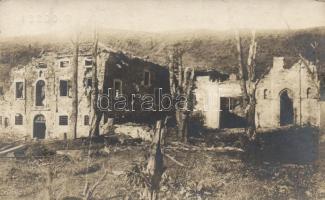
[193,70,245,129]
[256,57,320,128]
[194,57,325,130]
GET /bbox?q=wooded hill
[1,27,325,81]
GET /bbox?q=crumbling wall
[193,75,243,129]
[0,49,168,139]
[114,123,154,141]
[102,52,169,122]
[193,76,220,129]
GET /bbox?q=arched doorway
[36,80,45,106]
[280,89,294,126]
[33,114,46,139]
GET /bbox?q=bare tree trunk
[143,120,165,200]
[70,38,79,139]
[46,166,54,200]
[168,51,194,143]
[177,112,189,142]
[235,31,249,107]
[89,32,102,137]
[235,31,259,140]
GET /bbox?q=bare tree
[298,41,321,98]
[142,119,166,200]
[89,31,103,137]
[235,30,269,140]
[168,47,195,143]
[70,35,80,139]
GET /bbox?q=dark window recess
[0,116,2,125]
[307,88,312,98]
[38,62,47,68]
[114,80,122,97]
[85,59,93,66]
[84,115,90,125]
[60,60,69,68]
[220,97,241,111]
[0,86,3,96]
[4,118,9,128]
[60,80,70,96]
[86,78,92,88]
[16,82,24,99]
[263,89,268,99]
[15,114,23,125]
[144,71,150,86]
[59,116,68,125]
[36,80,45,106]
[220,97,230,111]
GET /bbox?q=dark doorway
[219,97,246,128]
[280,90,294,126]
[33,114,46,139]
[36,80,45,106]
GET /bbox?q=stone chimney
[273,57,284,70]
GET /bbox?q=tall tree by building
[70,35,79,139]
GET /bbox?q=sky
[0,0,325,37]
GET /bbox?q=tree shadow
[244,126,319,165]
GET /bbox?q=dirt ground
[0,129,324,200]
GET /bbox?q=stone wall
[0,52,104,139]
[194,57,321,130]
[0,49,169,139]
[102,52,169,121]
[256,57,320,128]
[193,76,242,129]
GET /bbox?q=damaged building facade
[193,71,244,129]
[0,45,323,140]
[0,44,168,139]
[194,57,324,129]
[255,57,320,128]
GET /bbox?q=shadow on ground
[246,126,319,164]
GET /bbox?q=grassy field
[0,128,324,200]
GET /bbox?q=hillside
[1,27,325,81]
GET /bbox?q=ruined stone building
[194,57,325,129]
[193,70,244,129]
[0,44,168,139]
[255,57,320,128]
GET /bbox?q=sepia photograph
[0,0,325,199]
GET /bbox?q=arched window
[280,89,294,126]
[307,88,312,99]
[263,89,268,99]
[15,114,23,125]
[36,80,45,106]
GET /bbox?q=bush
[25,144,56,159]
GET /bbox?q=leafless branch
[163,153,185,167]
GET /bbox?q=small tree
[168,47,195,143]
